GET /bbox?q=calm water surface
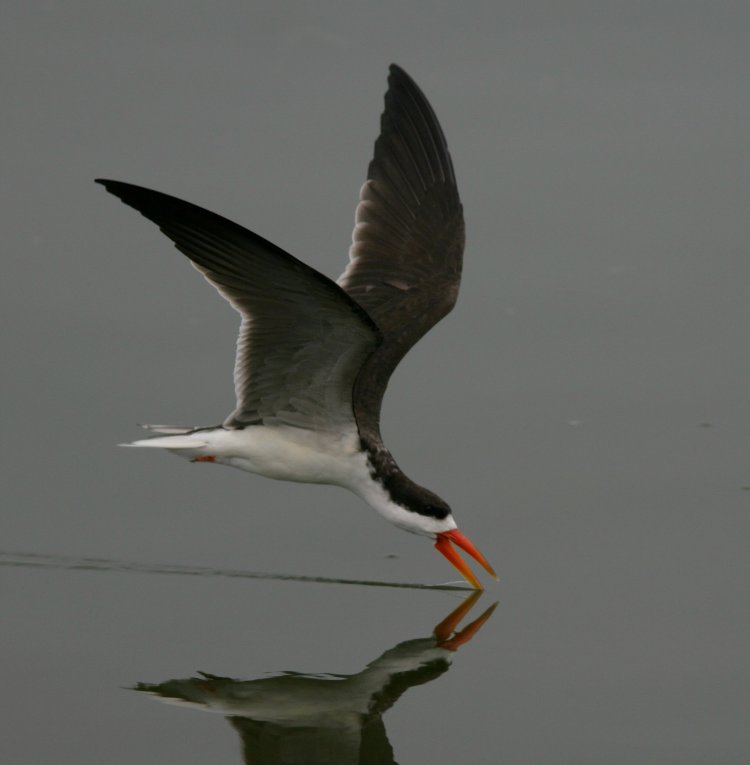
[3,532,747,763]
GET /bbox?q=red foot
[192,455,216,463]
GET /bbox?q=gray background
[2,2,749,762]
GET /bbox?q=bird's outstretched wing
[338,65,465,438]
[97,180,380,430]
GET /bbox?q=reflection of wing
[133,595,496,764]
[134,644,450,722]
[338,65,465,438]
[97,180,380,431]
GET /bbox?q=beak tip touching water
[434,529,498,589]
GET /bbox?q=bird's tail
[119,425,208,450]
[120,436,206,449]
[138,423,196,435]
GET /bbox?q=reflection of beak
[433,591,498,651]
[434,529,498,589]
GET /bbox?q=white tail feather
[119,436,207,449]
[138,424,196,434]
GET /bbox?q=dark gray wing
[97,180,380,430]
[338,65,465,439]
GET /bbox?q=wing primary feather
[337,65,464,443]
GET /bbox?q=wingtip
[387,63,411,83]
[95,178,121,195]
[96,179,137,198]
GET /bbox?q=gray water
[3,2,749,762]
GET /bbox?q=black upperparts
[361,436,451,520]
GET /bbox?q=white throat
[344,452,457,537]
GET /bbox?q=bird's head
[384,482,497,590]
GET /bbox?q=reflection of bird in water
[97,65,496,589]
[134,593,496,765]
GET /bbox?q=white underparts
[121,425,457,537]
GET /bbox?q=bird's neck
[350,436,456,537]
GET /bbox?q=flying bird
[97,64,496,589]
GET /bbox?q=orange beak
[434,529,498,589]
